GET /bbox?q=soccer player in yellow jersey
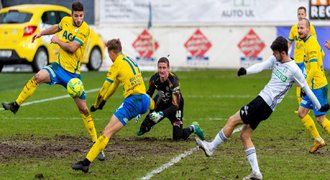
[288,6,317,104]
[72,39,151,173]
[297,18,330,153]
[1,2,104,160]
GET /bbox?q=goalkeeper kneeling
[136,57,205,141]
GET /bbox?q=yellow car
[0,4,105,72]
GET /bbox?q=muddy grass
[0,135,193,162]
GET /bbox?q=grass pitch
[0,70,329,179]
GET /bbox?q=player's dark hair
[271,36,288,54]
[158,57,170,67]
[72,1,84,11]
[298,6,306,13]
[106,39,122,53]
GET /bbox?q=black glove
[90,100,106,112]
[300,89,306,97]
[319,104,330,112]
[237,67,247,76]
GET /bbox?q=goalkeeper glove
[319,104,330,112]
[149,111,164,123]
[237,67,247,76]
[90,100,106,112]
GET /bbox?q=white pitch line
[0,88,99,111]
[141,146,199,180]
[141,126,243,180]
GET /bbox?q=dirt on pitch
[0,135,191,162]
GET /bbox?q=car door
[40,10,59,63]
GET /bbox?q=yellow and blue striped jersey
[57,16,90,74]
[304,35,327,89]
[289,23,317,64]
[106,54,146,98]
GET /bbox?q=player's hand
[237,67,247,76]
[319,104,330,112]
[300,89,306,97]
[325,40,330,50]
[32,33,42,43]
[90,100,106,112]
[149,111,164,123]
[51,35,60,44]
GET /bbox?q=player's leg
[72,94,150,172]
[72,114,124,172]
[298,90,325,153]
[298,108,325,153]
[137,99,162,136]
[171,109,204,140]
[241,125,262,180]
[317,115,330,134]
[2,69,51,113]
[74,92,105,161]
[196,110,242,156]
[136,112,156,136]
[75,98,98,143]
[314,86,330,135]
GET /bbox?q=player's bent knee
[297,110,307,119]
[34,70,50,84]
[240,131,251,142]
[227,115,241,127]
[316,116,325,123]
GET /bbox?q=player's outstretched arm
[90,80,119,112]
[238,55,275,76]
[32,25,60,43]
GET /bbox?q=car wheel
[0,64,4,72]
[87,47,102,71]
[32,48,48,72]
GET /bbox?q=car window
[0,11,32,24]
[41,11,57,25]
[58,11,70,21]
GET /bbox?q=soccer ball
[67,78,84,98]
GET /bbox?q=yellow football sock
[296,86,302,104]
[81,113,98,142]
[16,77,38,105]
[86,135,109,162]
[301,115,321,139]
[320,117,330,135]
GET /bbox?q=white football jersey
[246,56,306,110]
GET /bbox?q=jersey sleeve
[106,63,119,83]
[293,66,307,88]
[246,55,275,74]
[58,17,65,30]
[147,75,156,97]
[73,25,90,46]
[171,76,181,94]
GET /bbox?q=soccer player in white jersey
[196,36,329,180]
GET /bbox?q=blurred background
[0,0,329,72]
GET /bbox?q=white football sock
[245,147,261,175]
[210,129,228,149]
